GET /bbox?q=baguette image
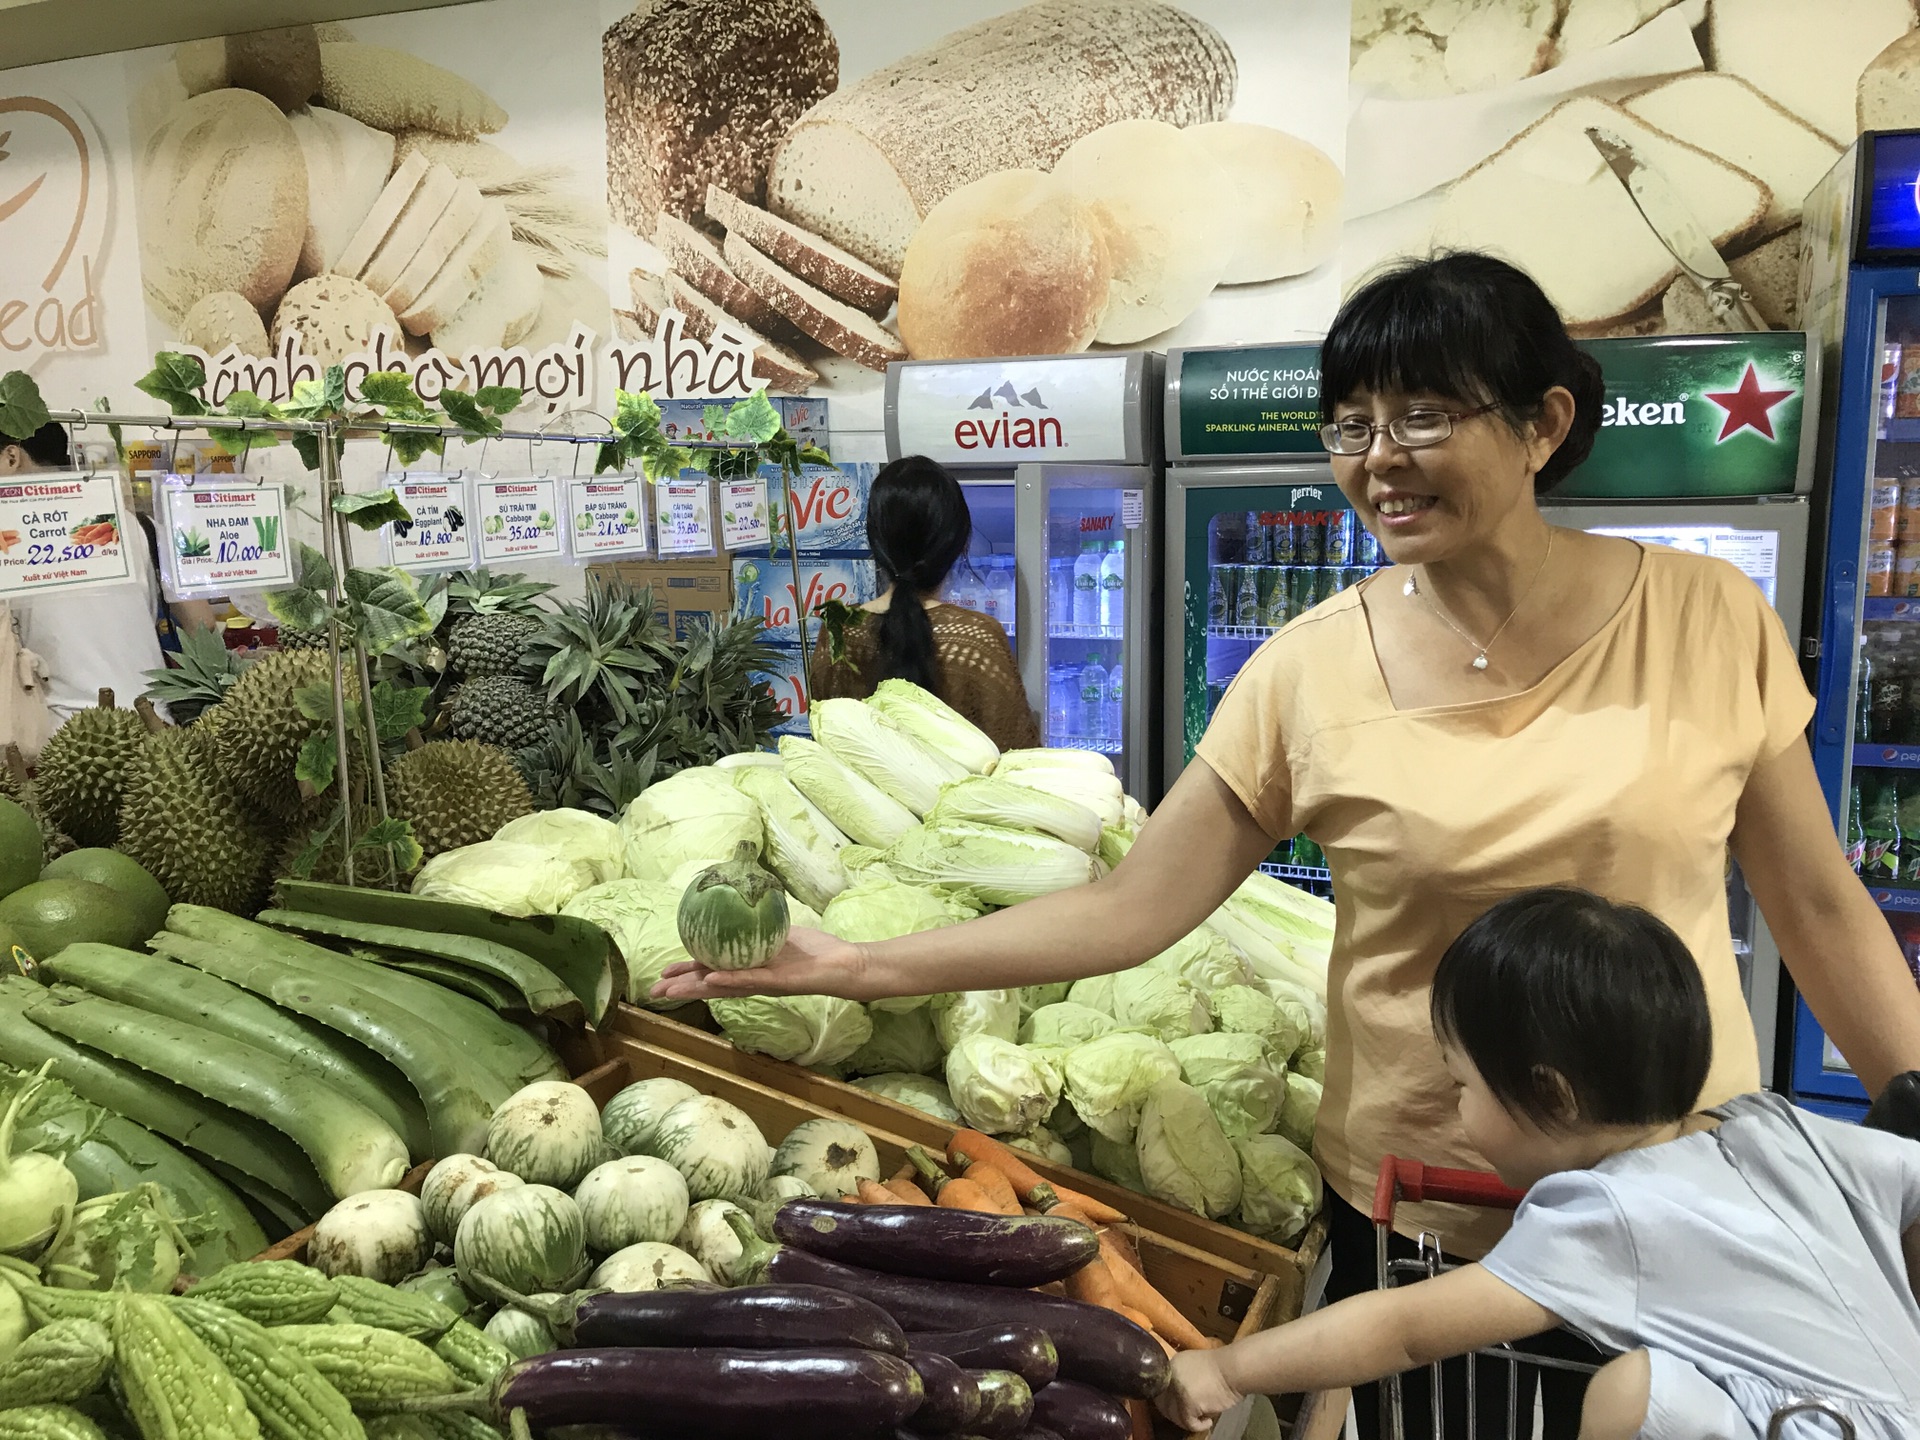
[1432,96,1770,331]
[767,0,1236,277]
[724,232,905,372]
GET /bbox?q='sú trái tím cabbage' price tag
[382,473,476,574]
[475,476,564,563]
[0,470,133,598]
[721,477,772,550]
[566,476,649,557]
[656,478,716,557]
[157,474,293,599]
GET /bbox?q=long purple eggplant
[911,1327,1059,1390]
[434,1347,923,1437]
[564,1283,903,1353]
[772,1199,1100,1287]
[969,1370,1035,1439]
[906,1351,982,1434]
[1029,1382,1131,1440]
[731,1226,1168,1399]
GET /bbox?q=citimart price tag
[566,477,649,558]
[383,473,475,574]
[475,477,563,563]
[656,478,716,557]
[720,478,771,550]
[0,471,132,597]
[157,474,292,598]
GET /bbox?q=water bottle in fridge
[1047,665,1075,741]
[1073,541,1102,629]
[988,559,1016,637]
[1098,541,1126,634]
[1079,654,1109,743]
[1106,663,1123,747]
[1049,556,1074,631]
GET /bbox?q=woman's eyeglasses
[1319,402,1499,456]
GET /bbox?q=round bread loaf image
[270,274,397,366]
[179,291,272,359]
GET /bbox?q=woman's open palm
[650,926,875,1003]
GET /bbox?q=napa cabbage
[619,768,762,883]
[868,679,1000,774]
[925,775,1101,852]
[412,842,597,916]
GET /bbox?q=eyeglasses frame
[1319,402,1502,456]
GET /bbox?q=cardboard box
[592,553,735,641]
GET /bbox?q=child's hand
[1157,1347,1245,1431]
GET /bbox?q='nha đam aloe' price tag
[475,476,564,563]
[566,476,649,558]
[158,473,292,599]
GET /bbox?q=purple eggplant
[565,1283,903,1353]
[772,1199,1100,1287]
[453,1346,923,1437]
[911,1327,1059,1391]
[970,1370,1035,1439]
[731,1225,1168,1399]
[906,1351,982,1434]
[1029,1382,1131,1440]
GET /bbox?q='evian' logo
[955,380,1063,452]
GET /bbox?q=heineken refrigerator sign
[1169,334,1808,498]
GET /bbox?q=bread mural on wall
[129,18,608,374]
[601,0,1347,387]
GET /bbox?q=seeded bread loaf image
[766,0,1236,278]
[270,274,395,365]
[179,291,272,359]
[602,0,839,240]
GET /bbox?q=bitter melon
[113,1294,262,1439]
[169,1297,364,1440]
[429,1320,511,1388]
[187,1262,337,1326]
[0,1320,112,1408]
[0,1406,110,1440]
[327,1277,458,1342]
[271,1324,458,1407]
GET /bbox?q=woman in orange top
[664,255,1920,1435]
[807,455,1037,752]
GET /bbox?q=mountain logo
[969,381,1049,411]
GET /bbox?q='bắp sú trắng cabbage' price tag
[566,476,650,557]
[382,473,476,574]
[721,477,772,550]
[475,476,564,563]
[158,474,292,599]
[0,471,133,598]
[656,478,716,556]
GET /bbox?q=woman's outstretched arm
[651,758,1282,1003]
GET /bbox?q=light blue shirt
[1481,1092,1920,1439]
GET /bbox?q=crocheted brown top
[806,602,1040,752]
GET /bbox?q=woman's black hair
[867,455,972,691]
[1320,252,1606,493]
[1431,887,1713,1132]
[5,420,71,469]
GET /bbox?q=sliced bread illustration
[1706,0,1912,145]
[723,231,906,372]
[1432,96,1770,331]
[400,202,510,336]
[643,269,818,393]
[332,149,430,281]
[1625,73,1840,235]
[361,161,461,298]
[706,184,896,317]
[653,213,787,335]
[434,234,545,354]
[289,106,396,281]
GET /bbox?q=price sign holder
[474,475,565,564]
[156,472,293,600]
[0,467,134,599]
[655,477,718,557]
[381,471,477,574]
[720,477,772,550]
[566,475,650,559]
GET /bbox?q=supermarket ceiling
[0,0,467,71]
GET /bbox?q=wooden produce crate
[601,1005,1328,1344]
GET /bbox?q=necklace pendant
[1403,576,1417,597]
[1471,653,1489,671]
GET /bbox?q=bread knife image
[1584,126,1770,332]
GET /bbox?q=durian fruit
[385,740,533,859]
[34,691,146,847]
[447,613,543,678]
[276,624,332,652]
[211,650,358,823]
[118,724,278,913]
[448,675,549,751]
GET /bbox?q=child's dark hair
[867,455,972,692]
[1431,888,1713,1132]
[1320,251,1605,493]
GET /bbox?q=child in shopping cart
[1159,888,1920,1440]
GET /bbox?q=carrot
[962,1161,1022,1215]
[1041,1183,1129,1226]
[1126,1397,1155,1440]
[934,1178,1001,1213]
[856,1179,898,1205]
[1119,1305,1154,1332]
[885,1177,932,1206]
[1064,1255,1123,1311]
[948,1130,1134,1224]
[1099,1226,1142,1275]
[1106,1252,1211,1352]
[889,1162,916,1188]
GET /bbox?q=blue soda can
[1295,512,1326,566]
[1243,511,1268,565]
[1357,525,1384,566]
[1268,512,1298,565]
[1322,510,1358,565]
[1208,565,1235,625]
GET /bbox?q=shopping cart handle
[1372,1156,1527,1226]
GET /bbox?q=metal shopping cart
[1370,1156,1860,1440]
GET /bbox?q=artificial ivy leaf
[356,371,419,409]
[438,388,501,437]
[815,599,866,668]
[291,541,336,595]
[91,396,123,464]
[371,682,429,742]
[357,817,424,877]
[390,430,445,466]
[720,389,782,444]
[266,588,333,634]
[798,444,834,467]
[293,682,337,723]
[0,370,52,442]
[474,386,522,415]
[210,389,283,456]
[291,433,322,473]
[344,566,433,656]
[639,443,692,482]
[295,728,339,792]
[323,365,348,413]
[613,388,666,444]
[594,439,625,475]
[333,489,413,531]
[285,376,329,419]
[133,353,207,417]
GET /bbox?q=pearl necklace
[1403,532,1554,671]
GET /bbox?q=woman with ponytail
[807,455,1037,750]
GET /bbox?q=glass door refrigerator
[884,353,1163,800]
[1797,130,1920,1120]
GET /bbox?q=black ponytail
[867,455,972,691]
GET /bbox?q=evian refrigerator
[884,352,1163,800]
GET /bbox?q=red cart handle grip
[1372,1156,1526,1227]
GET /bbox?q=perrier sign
[1171,333,1806,499]
[1562,332,1807,499]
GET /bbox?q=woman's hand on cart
[1157,1349,1245,1432]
